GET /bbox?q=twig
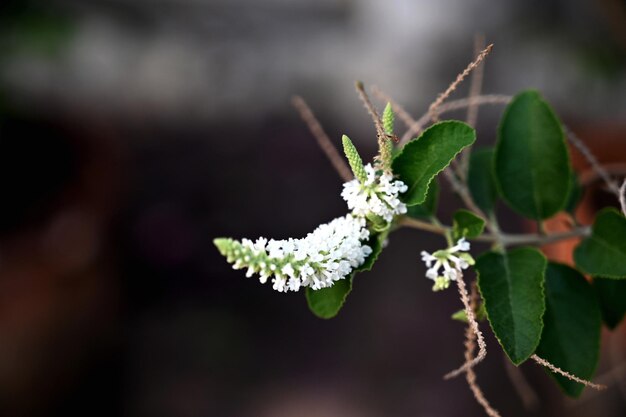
[464,282,502,417]
[355,81,385,138]
[465,34,487,128]
[503,355,540,411]
[355,81,392,169]
[531,354,606,391]
[399,217,590,247]
[291,96,353,182]
[370,85,415,130]
[579,163,626,187]
[399,94,512,145]
[444,271,487,379]
[620,179,626,216]
[459,34,487,181]
[569,360,626,405]
[565,126,621,197]
[428,44,494,123]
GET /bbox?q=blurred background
[0,0,625,416]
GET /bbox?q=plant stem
[398,216,590,247]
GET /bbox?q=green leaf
[536,263,601,397]
[305,232,383,319]
[342,135,367,183]
[452,209,486,240]
[383,102,394,135]
[594,277,626,329]
[392,121,475,206]
[495,90,572,220]
[565,172,583,215]
[574,208,626,278]
[356,232,384,272]
[468,148,498,214]
[476,247,547,365]
[452,303,487,323]
[406,179,439,220]
[306,278,353,319]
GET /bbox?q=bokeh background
[0,1,625,416]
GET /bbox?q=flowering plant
[214,44,626,416]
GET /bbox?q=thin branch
[442,168,488,221]
[459,34,487,181]
[464,282,502,417]
[371,85,415,130]
[428,44,494,123]
[465,34,487,128]
[398,216,591,247]
[399,94,512,145]
[565,126,621,197]
[291,96,353,182]
[531,354,607,391]
[355,81,392,169]
[444,271,487,379]
[620,179,626,216]
[355,81,385,138]
[503,355,540,411]
[570,360,626,405]
[579,163,626,187]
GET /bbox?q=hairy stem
[566,126,621,197]
[460,34,487,181]
[291,96,353,182]
[355,81,392,170]
[531,354,606,391]
[399,94,512,145]
[398,217,590,247]
[444,271,487,379]
[428,44,494,123]
[464,283,502,417]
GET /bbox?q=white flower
[341,164,408,223]
[214,214,372,293]
[420,238,475,292]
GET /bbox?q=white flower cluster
[214,214,372,293]
[341,164,408,223]
[420,238,474,291]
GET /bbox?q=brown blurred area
[0,1,625,417]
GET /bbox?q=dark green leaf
[452,209,486,240]
[468,148,498,214]
[536,263,601,397]
[406,179,439,220]
[565,172,583,215]
[594,277,626,329]
[574,208,626,278]
[305,232,383,319]
[306,278,352,319]
[495,90,571,220]
[392,121,475,206]
[476,247,547,365]
[356,232,384,272]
